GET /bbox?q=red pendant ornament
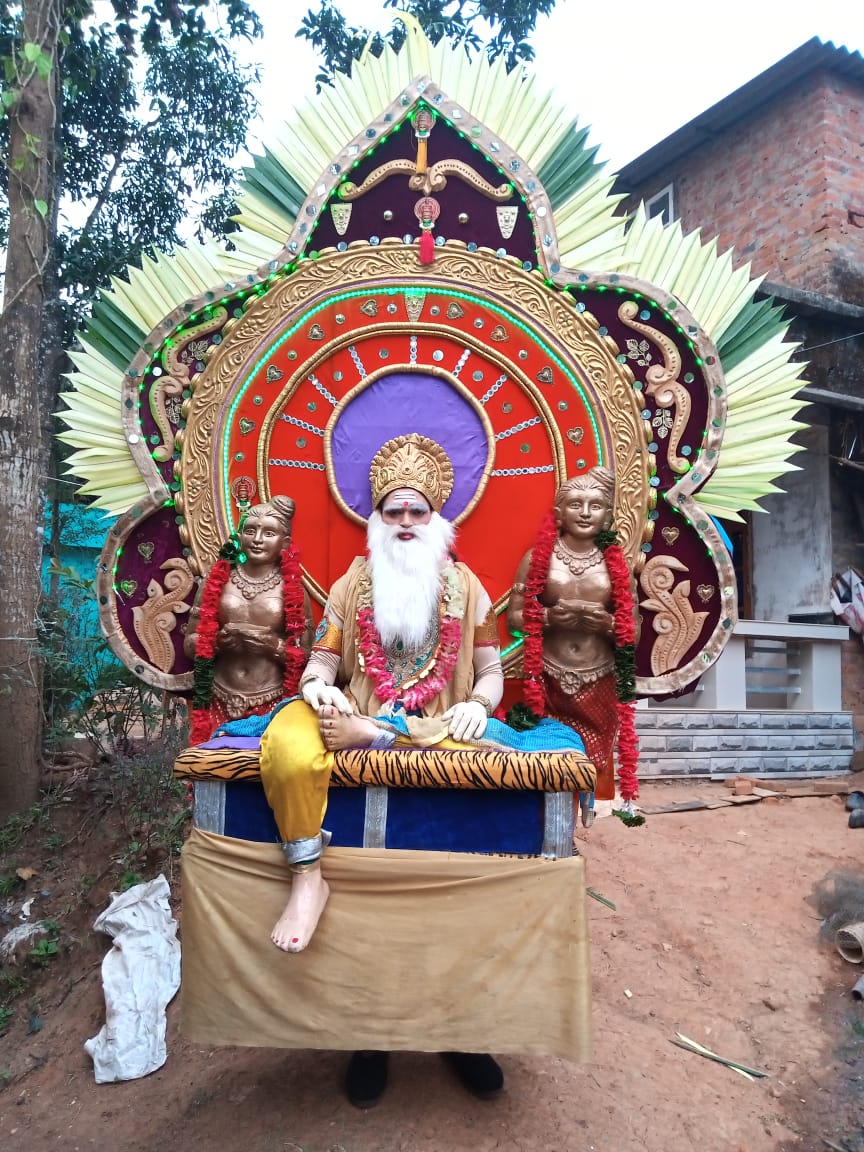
[415,196,440,265]
[419,231,436,264]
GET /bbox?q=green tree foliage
[297,0,558,88]
[0,0,262,338]
[0,0,261,818]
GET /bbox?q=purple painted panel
[310,116,537,262]
[109,504,194,675]
[329,372,489,519]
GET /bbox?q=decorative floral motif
[356,562,464,711]
[180,339,210,364]
[626,337,652,366]
[652,410,674,439]
[164,395,184,425]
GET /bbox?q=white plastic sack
[84,874,181,1083]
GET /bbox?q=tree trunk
[0,0,60,818]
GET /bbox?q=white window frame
[645,183,676,225]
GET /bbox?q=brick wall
[627,69,864,300]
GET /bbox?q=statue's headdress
[240,495,296,535]
[369,433,454,513]
[554,466,615,512]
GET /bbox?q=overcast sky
[239,0,864,171]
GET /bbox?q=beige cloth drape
[180,829,592,1061]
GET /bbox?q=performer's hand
[444,700,488,742]
[301,677,353,715]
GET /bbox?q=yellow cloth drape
[259,698,334,843]
[180,829,592,1060]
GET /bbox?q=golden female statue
[184,497,312,743]
[508,467,638,803]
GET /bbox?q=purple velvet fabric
[201,736,263,751]
[329,372,488,519]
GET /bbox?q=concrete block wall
[635,710,854,780]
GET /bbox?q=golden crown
[369,434,455,512]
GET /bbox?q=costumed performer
[507,466,640,808]
[260,434,510,955]
[256,434,595,1103]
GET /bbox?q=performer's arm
[470,644,504,713]
[299,601,353,714]
[445,589,504,742]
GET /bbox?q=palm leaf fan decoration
[57,18,807,525]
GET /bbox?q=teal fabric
[212,701,586,755]
[212,696,298,740]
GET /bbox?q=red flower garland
[357,606,463,711]
[521,512,558,714]
[520,518,640,802]
[189,545,307,745]
[601,541,640,802]
[279,545,309,700]
[189,559,231,745]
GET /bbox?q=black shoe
[850,808,864,829]
[345,1050,389,1108]
[441,1052,504,1099]
[846,791,864,811]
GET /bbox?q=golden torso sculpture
[509,467,630,802]
[184,497,311,739]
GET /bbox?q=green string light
[221,284,605,522]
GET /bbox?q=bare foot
[319,704,379,750]
[271,865,330,953]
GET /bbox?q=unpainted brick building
[614,37,864,747]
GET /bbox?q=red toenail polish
[291,937,299,943]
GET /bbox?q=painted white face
[366,505,455,649]
[380,488,433,540]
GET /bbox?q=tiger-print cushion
[173,744,595,793]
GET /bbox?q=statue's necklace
[230,567,281,601]
[553,538,604,578]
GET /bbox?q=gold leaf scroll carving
[339,159,513,202]
[150,309,227,463]
[180,243,649,572]
[618,300,691,473]
[132,558,194,673]
[639,555,709,675]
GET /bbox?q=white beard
[366,510,455,649]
